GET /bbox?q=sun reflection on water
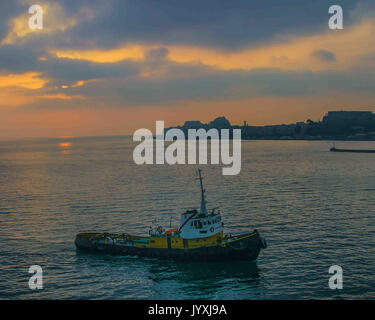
[59,142,72,148]
[58,141,72,154]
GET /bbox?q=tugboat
[75,170,267,262]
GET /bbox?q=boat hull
[330,147,375,153]
[75,231,265,262]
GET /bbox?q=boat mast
[198,169,207,215]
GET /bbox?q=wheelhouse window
[193,220,203,229]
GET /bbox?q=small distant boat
[75,169,267,262]
[330,142,375,153]
[330,147,375,153]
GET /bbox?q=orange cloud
[52,45,146,63]
[0,72,47,89]
[0,75,83,110]
[49,18,375,73]
[61,79,97,89]
[39,93,85,100]
[167,20,375,72]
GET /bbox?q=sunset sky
[0,0,375,138]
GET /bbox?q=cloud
[311,50,337,62]
[0,1,23,41]
[0,72,46,89]
[43,16,375,76]
[62,0,362,50]
[51,45,146,63]
[38,62,374,109]
[39,57,141,83]
[37,93,84,100]
[145,47,169,61]
[2,0,96,45]
[0,44,40,73]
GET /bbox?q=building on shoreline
[165,111,375,140]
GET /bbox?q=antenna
[197,169,207,215]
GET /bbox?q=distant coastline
[165,111,375,141]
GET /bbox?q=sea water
[0,137,374,299]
